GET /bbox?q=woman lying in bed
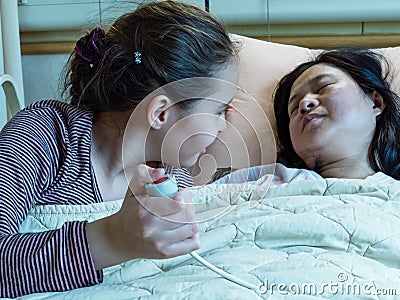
[215,48,400,185]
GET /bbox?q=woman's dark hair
[273,48,400,179]
[63,0,238,112]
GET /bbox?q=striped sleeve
[0,110,102,298]
[163,164,194,188]
[0,222,102,297]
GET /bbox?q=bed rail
[0,0,25,130]
[0,74,23,129]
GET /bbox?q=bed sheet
[13,178,400,299]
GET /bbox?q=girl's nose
[218,115,227,132]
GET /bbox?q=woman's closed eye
[315,83,333,94]
[289,85,333,116]
[289,101,299,117]
[288,81,335,116]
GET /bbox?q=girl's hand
[86,164,200,270]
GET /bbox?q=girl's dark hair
[63,0,238,112]
[273,48,400,179]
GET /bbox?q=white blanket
[14,179,400,299]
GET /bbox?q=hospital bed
[10,33,400,299]
[2,0,400,298]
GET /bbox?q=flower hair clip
[134,51,142,64]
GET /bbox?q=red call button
[152,176,168,184]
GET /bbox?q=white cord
[190,251,259,291]
[146,174,268,293]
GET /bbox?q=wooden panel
[364,21,400,34]
[21,41,75,55]
[228,22,362,37]
[21,34,400,55]
[264,34,400,49]
[20,30,82,43]
[19,20,400,55]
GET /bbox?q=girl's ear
[147,95,172,129]
[370,90,386,117]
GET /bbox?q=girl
[0,1,239,297]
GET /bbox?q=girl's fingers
[163,203,197,224]
[135,212,200,258]
[138,202,197,231]
[140,196,184,217]
[121,164,200,259]
[167,233,201,257]
[168,223,200,243]
[150,232,201,259]
[153,222,199,243]
[128,164,165,196]
[140,190,194,219]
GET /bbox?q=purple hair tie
[73,45,92,63]
[90,27,102,54]
[74,27,104,65]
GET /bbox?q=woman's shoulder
[365,172,399,185]
[1,100,94,153]
[3,100,92,136]
[20,99,93,125]
[212,163,322,185]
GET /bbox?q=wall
[22,54,68,105]
[19,0,400,104]
[19,0,400,52]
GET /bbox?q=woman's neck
[91,110,164,201]
[306,156,376,179]
[91,112,134,201]
[91,114,126,176]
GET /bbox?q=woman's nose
[298,97,319,114]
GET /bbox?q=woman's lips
[302,113,325,130]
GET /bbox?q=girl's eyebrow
[289,74,336,104]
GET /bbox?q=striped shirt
[0,100,193,298]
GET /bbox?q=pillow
[192,34,400,184]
